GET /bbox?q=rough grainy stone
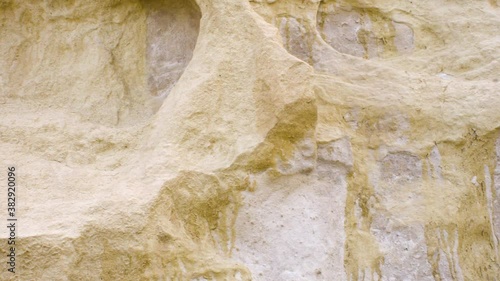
[0,0,499,280]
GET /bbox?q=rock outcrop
[0,0,499,280]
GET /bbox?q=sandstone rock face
[0,0,499,280]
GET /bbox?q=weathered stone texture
[0,0,499,280]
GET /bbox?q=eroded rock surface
[0,0,499,280]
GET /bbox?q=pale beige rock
[0,0,499,280]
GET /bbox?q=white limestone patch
[233,163,348,280]
[144,0,201,107]
[437,246,453,281]
[484,165,498,257]
[437,72,454,80]
[369,151,437,280]
[316,4,414,58]
[378,113,411,147]
[371,216,434,281]
[493,136,500,254]
[278,16,315,63]
[317,8,366,57]
[393,22,415,54]
[432,228,464,281]
[317,137,354,169]
[380,152,422,185]
[427,145,442,179]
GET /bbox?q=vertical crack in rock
[493,134,500,262]
[425,226,464,281]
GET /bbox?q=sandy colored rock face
[0,0,499,280]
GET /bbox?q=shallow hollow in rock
[143,0,201,99]
[316,2,414,59]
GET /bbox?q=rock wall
[0,0,499,280]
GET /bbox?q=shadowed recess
[143,0,201,99]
